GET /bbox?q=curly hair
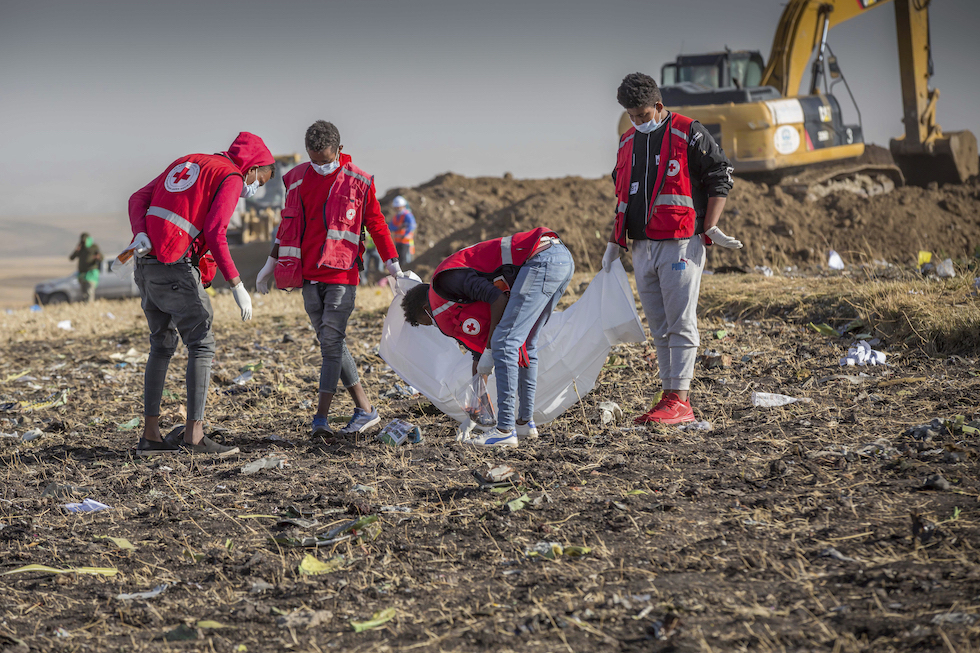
[305,121,341,153]
[401,284,431,327]
[617,72,662,109]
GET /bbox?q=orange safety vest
[145,153,242,264]
[428,227,557,354]
[274,155,373,289]
[612,113,697,246]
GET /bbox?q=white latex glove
[385,258,406,278]
[132,232,152,257]
[476,348,494,376]
[231,282,252,321]
[255,256,277,294]
[704,225,743,249]
[602,243,620,272]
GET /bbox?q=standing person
[361,231,382,285]
[254,121,404,437]
[602,72,743,424]
[130,132,275,456]
[400,228,573,447]
[69,233,103,302]
[388,196,416,264]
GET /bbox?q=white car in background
[34,261,140,304]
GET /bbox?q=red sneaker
[634,392,695,424]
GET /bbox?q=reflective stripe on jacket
[145,153,242,263]
[428,227,557,353]
[612,113,696,246]
[274,154,374,290]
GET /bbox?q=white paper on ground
[63,498,112,513]
[751,392,812,408]
[379,261,646,425]
[828,250,845,270]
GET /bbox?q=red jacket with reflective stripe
[145,153,242,263]
[612,113,696,246]
[274,154,394,289]
[428,227,557,353]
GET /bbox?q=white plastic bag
[379,260,645,425]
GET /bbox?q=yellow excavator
[618,0,978,187]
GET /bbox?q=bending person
[130,131,274,456]
[401,228,573,447]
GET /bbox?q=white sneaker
[516,421,538,439]
[462,428,518,448]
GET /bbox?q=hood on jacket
[224,132,275,173]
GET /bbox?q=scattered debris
[931,612,975,626]
[380,383,418,399]
[751,392,812,408]
[827,250,845,270]
[63,498,112,513]
[94,535,135,550]
[473,464,521,488]
[240,456,286,475]
[231,371,253,385]
[2,564,117,577]
[840,341,886,366]
[116,418,140,431]
[351,607,396,633]
[298,554,346,576]
[524,542,590,560]
[676,421,712,432]
[116,584,167,601]
[377,419,423,446]
[820,547,859,563]
[351,483,376,494]
[923,474,951,491]
[277,609,333,629]
[56,320,73,331]
[598,401,624,425]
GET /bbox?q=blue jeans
[491,242,574,431]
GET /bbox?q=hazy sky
[1,0,978,218]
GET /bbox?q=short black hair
[306,121,341,153]
[401,283,430,327]
[258,163,275,179]
[617,72,662,109]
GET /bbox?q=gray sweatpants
[134,260,215,421]
[632,238,705,391]
[302,282,359,394]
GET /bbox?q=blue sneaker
[339,407,381,435]
[312,415,333,437]
[462,428,519,448]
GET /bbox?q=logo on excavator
[164,162,200,193]
[667,160,681,176]
[462,318,481,336]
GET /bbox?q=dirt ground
[1,273,979,653]
[380,153,980,279]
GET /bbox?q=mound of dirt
[379,160,980,277]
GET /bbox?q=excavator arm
[762,0,976,184]
[761,0,891,98]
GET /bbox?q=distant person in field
[360,231,383,285]
[602,72,742,424]
[129,132,275,457]
[69,232,103,302]
[388,195,416,264]
[401,228,573,447]
[255,120,405,438]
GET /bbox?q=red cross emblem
[172,167,192,183]
[462,318,481,335]
[164,162,201,192]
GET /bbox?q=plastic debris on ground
[63,498,112,513]
[21,429,43,442]
[240,456,286,475]
[750,392,812,408]
[298,553,346,576]
[377,419,423,446]
[840,341,887,366]
[754,265,773,277]
[351,607,396,633]
[116,584,167,601]
[231,371,252,385]
[56,320,72,331]
[524,541,591,560]
[935,258,955,278]
[473,464,521,488]
[110,348,148,365]
[380,383,418,399]
[116,417,139,431]
[676,421,712,432]
[351,483,376,494]
[20,389,70,411]
[598,401,624,425]
[700,349,731,369]
[827,250,845,270]
[456,375,496,427]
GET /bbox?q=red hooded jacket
[129,132,274,283]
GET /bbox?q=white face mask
[241,173,260,198]
[311,159,341,176]
[632,110,666,134]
